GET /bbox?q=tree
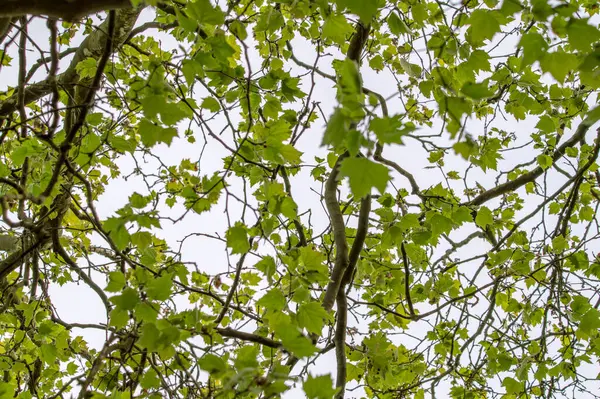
[1,0,600,397]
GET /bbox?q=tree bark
[0,0,132,20]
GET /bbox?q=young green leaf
[339,157,390,198]
[297,302,331,335]
[303,374,337,399]
[226,222,250,254]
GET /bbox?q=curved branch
[321,153,350,312]
[52,230,111,313]
[467,120,596,207]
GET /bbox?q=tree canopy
[1,0,600,398]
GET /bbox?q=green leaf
[134,302,159,322]
[468,10,501,42]
[518,32,548,66]
[226,222,250,254]
[130,192,149,208]
[369,115,416,144]
[343,0,379,22]
[412,229,432,245]
[255,256,277,279]
[40,343,57,364]
[500,0,523,16]
[256,9,284,33]
[103,217,130,251]
[453,140,478,160]
[139,119,178,147]
[535,115,556,133]
[146,274,173,301]
[278,328,316,358]
[106,271,126,292]
[469,50,491,72]
[230,20,248,40]
[140,368,161,390]
[109,308,129,328]
[198,354,227,375]
[138,322,161,351]
[322,108,348,147]
[461,81,494,99]
[75,57,97,79]
[585,105,600,125]
[502,377,523,394]
[552,235,568,253]
[339,157,390,198]
[442,96,470,124]
[297,302,331,335]
[322,13,353,45]
[430,214,454,236]
[388,12,410,36]
[567,19,600,51]
[579,308,600,335]
[257,289,286,311]
[110,287,140,311]
[540,51,579,83]
[536,154,552,170]
[188,0,225,25]
[452,207,473,224]
[201,97,221,112]
[160,102,189,126]
[337,59,362,95]
[411,3,427,24]
[303,374,337,399]
[475,207,493,229]
[173,6,197,32]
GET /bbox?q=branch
[215,327,282,349]
[467,119,596,207]
[321,22,371,313]
[334,289,348,399]
[321,153,350,312]
[0,235,44,280]
[0,0,132,20]
[342,195,371,293]
[0,7,141,117]
[400,242,415,316]
[52,230,111,313]
[0,17,16,45]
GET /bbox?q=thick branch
[321,22,371,313]
[0,0,132,20]
[215,327,282,349]
[334,290,348,399]
[342,195,371,291]
[321,154,350,312]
